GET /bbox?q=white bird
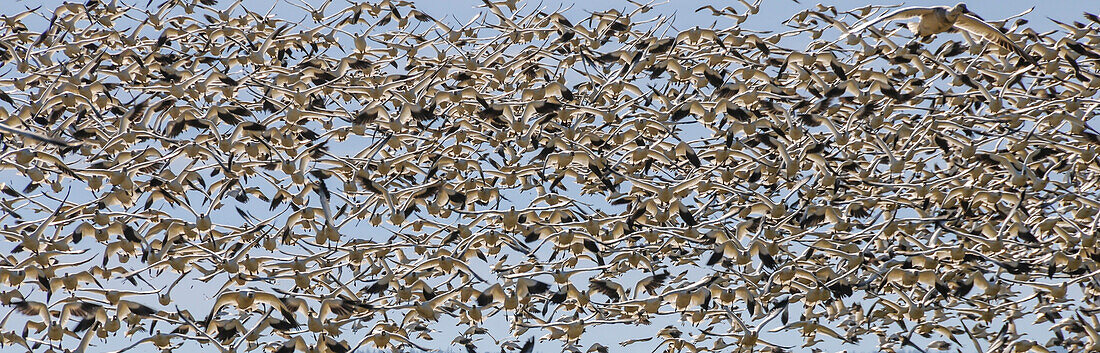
[847,3,1038,66]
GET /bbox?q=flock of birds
[0,0,1099,352]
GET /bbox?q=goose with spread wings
[847,3,1038,66]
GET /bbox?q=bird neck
[947,6,966,20]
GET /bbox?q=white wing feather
[953,13,1037,65]
[846,7,939,35]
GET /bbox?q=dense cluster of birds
[1,0,1100,352]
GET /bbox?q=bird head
[951,3,969,14]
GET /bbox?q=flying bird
[847,3,1039,66]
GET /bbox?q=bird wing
[0,124,71,147]
[635,271,670,296]
[73,320,100,353]
[622,174,661,194]
[253,292,287,312]
[519,337,535,353]
[672,172,708,194]
[476,283,505,306]
[846,7,938,35]
[13,301,51,324]
[589,279,623,300]
[208,293,237,319]
[953,14,1038,66]
[318,299,343,319]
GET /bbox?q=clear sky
[2,1,1093,353]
